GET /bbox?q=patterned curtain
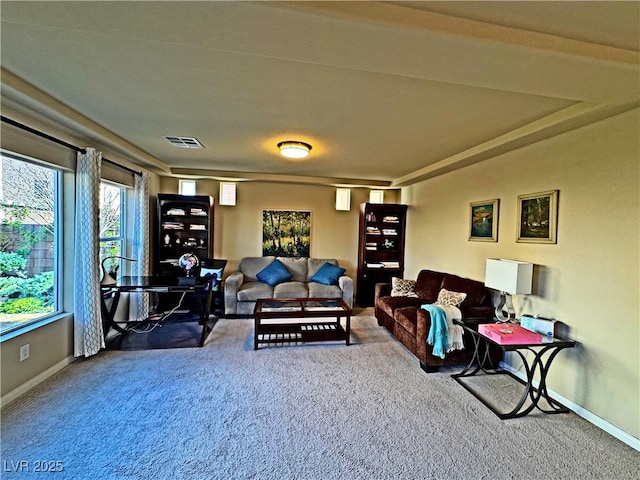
[130,171,150,321]
[73,148,103,357]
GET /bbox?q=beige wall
[159,176,399,281]
[401,109,640,439]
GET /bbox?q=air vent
[164,136,204,149]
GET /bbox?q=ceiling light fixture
[278,141,312,159]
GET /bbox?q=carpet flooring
[1,313,638,479]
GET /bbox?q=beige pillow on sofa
[391,277,418,297]
[435,288,467,307]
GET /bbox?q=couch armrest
[223,271,244,315]
[338,275,354,308]
[415,307,431,362]
[374,282,391,303]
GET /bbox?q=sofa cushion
[274,281,309,298]
[237,281,274,301]
[377,295,425,318]
[435,288,467,307]
[277,257,308,282]
[308,282,343,299]
[414,270,445,300]
[441,274,488,306]
[239,256,275,282]
[257,259,293,286]
[310,262,346,285]
[391,277,418,297]
[395,306,419,336]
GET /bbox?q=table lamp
[484,258,533,322]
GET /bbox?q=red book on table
[479,323,543,345]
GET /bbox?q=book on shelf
[366,262,384,268]
[189,224,206,230]
[383,215,399,223]
[166,208,186,216]
[162,222,184,230]
[381,261,400,268]
[189,207,208,216]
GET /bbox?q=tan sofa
[224,256,353,316]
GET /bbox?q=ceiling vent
[164,136,204,149]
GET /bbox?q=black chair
[198,259,227,314]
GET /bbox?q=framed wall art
[469,199,499,242]
[517,190,559,243]
[262,210,311,257]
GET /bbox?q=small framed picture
[469,199,499,242]
[517,190,559,243]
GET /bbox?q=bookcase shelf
[356,203,407,307]
[155,193,214,277]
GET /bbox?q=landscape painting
[262,210,311,257]
[469,199,499,242]
[517,190,559,244]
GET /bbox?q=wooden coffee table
[253,297,352,350]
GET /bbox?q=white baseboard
[500,362,640,452]
[0,355,76,409]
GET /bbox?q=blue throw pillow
[310,262,346,286]
[257,260,292,287]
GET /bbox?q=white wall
[401,109,640,439]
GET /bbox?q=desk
[452,319,576,419]
[100,276,214,347]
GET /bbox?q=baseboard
[500,362,640,452]
[0,355,76,409]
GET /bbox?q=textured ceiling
[1,1,638,187]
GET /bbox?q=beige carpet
[1,313,637,479]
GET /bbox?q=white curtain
[73,148,103,357]
[130,171,150,321]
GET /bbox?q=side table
[452,319,577,419]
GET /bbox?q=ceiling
[1,1,638,188]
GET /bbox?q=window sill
[0,312,70,343]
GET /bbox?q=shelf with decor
[356,203,407,307]
[156,193,214,277]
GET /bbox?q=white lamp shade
[219,182,237,206]
[484,258,533,294]
[335,188,351,211]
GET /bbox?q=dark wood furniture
[452,319,577,419]
[356,203,407,307]
[156,193,214,277]
[100,275,215,347]
[253,297,352,350]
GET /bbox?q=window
[0,154,60,335]
[99,182,126,278]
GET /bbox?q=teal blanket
[423,303,448,359]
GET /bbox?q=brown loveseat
[374,269,501,372]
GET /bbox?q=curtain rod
[1,115,142,175]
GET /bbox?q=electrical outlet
[19,344,30,362]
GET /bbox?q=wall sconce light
[484,258,533,322]
[335,188,351,211]
[219,182,237,206]
[369,190,384,204]
[179,179,196,196]
[278,141,312,159]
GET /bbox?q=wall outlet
[19,344,30,362]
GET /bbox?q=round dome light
[278,141,312,159]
